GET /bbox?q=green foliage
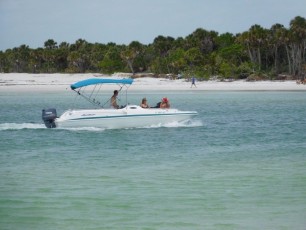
[219,62,233,79]
[98,46,124,74]
[236,62,254,79]
[1,16,306,79]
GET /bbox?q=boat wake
[0,119,202,132]
[141,119,203,129]
[0,123,46,131]
[0,123,106,132]
[59,127,106,132]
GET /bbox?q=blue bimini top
[70,78,134,90]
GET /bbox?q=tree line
[0,16,305,80]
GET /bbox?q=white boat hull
[55,105,197,129]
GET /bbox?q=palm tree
[44,39,58,50]
[268,24,287,74]
[120,41,144,74]
[287,16,306,77]
[185,28,218,54]
[237,25,268,71]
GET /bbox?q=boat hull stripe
[67,112,197,121]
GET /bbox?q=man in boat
[111,90,119,109]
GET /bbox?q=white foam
[59,127,106,132]
[0,119,202,132]
[139,119,203,129]
[163,119,203,128]
[0,123,46,131]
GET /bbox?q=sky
[0,0,305,51]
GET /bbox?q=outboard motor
[42,108,57,128]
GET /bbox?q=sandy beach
[0,73,305,92]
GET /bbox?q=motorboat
[42,78,198,129]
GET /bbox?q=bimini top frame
[70,78,134,108]
[70,78,133,90]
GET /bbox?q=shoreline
[1,73,305,92]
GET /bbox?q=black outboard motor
[42,108,57,128]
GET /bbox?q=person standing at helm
[111,90,119,109]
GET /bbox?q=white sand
[0,73,305,92]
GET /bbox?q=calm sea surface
[0,90,306,229]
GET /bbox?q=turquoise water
[1,90,306,229]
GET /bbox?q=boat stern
[42,108,57,128]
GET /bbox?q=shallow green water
[1,91,306,229]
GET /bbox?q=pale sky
[1,0,305,51]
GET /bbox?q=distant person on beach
[160,97,170,109]
[110,90,119,109]
[191,76,197,88]
[140,98,150,108]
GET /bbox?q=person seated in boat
[110,90,119,109]
[160,97,170,109]
[140,98,150,108]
